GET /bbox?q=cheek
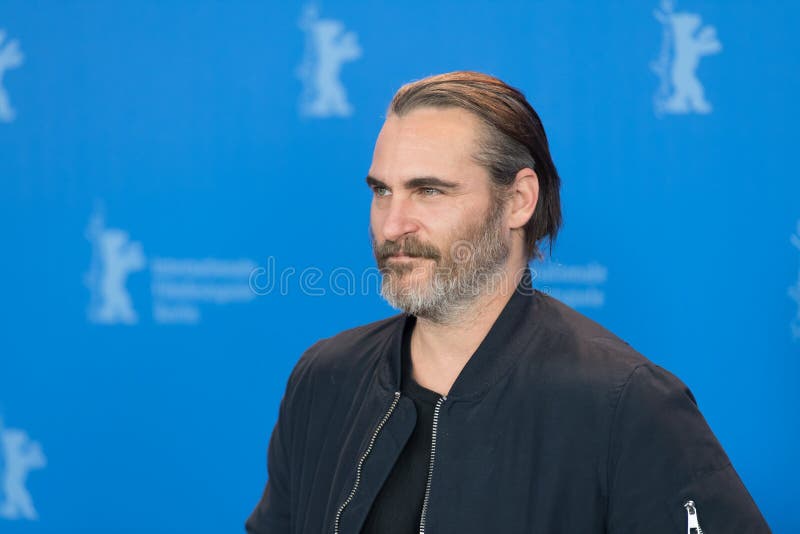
[425,217,462,256]
[430,205,468,234]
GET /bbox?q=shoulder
[529,290,657,386]
[286,312,404,391]
[315,312,404,357]
[524,290,703,428]
[528,294,735,491]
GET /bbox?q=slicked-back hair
[389,71,562,262]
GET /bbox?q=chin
[382,268,432,295]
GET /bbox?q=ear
[507,167,539,231]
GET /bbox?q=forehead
[369,106,486,183]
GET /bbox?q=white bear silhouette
[85,211,146,325]
[0,427,46,520]
[0,30,24,123]
[297,6,362,118]
[653,2,721,115]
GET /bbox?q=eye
[420,187,442,197]
[372,185,390,197]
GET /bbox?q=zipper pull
[683,500,704,534]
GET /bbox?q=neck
[409,261,527,396]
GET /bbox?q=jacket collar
[377,265,542,402]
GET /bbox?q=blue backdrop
[1,1,798,532]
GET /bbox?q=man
[246,71,770,533]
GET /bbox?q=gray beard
[378,204,510,325]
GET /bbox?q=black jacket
[246,267,770,533]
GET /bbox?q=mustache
[375,237,442,262]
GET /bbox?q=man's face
[367,106,511,324]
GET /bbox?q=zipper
[419,395,446,534]
[333,391,401,534]
[683,500,704,534]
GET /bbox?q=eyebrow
[365,175,461,192]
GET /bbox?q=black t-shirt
[359,317,442,533]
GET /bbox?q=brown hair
[389,71,562,262]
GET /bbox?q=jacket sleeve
[606,363,771,533]
[245,343,319,534]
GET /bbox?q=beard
[371,195,511,325]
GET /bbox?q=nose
[378,195,420,243]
